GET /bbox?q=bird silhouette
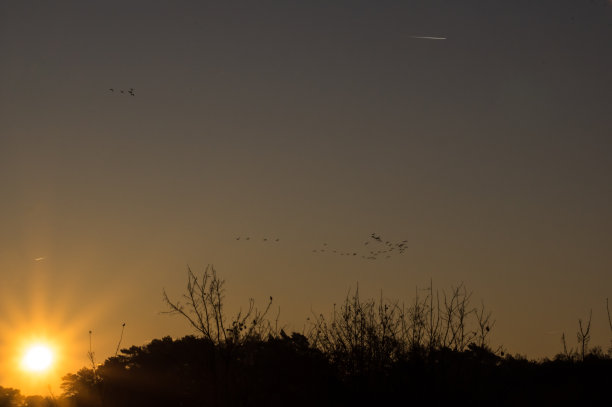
[306,233,407,261]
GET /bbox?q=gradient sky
[1,0,611,395]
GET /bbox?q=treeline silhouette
[2,267,610,406]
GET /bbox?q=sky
[1,0,611,395]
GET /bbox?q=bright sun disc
[22,345,53,372]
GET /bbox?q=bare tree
[163,266,228,343]
[475,300,495,348]
[163,265,274,344]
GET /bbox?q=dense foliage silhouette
[55,336,611,407]
[3,268,610,406]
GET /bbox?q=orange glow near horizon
[4,327,67,396]
[0,261,121,396]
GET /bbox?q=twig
[577,310,592,361]
[88,330,98,380]
[606,298,612,333]
[115,323,126,357]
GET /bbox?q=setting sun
[21,344,54,372]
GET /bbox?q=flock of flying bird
[235,237,280,242]
[104,85,407,262]
[108,87,136,96]
[235,233,407,261]
[105,84,406,261]
[312,233,408,261]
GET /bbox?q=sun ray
[0,259,125,396]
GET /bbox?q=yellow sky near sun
[0,265,121,396]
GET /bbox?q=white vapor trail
[410,36,447,40]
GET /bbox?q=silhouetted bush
[60,334,339,407]
[0,387,58,407]
[58,334,612,407]
[12,267,609,406]
[0,386,22,407]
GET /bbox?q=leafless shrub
[165,267,498,370]
[475,300,495,348]
[308,284,404,374]
[163,265,274,345]
[225,296,275,343]
[439,283,478,350]
[559,304,612,361]
[577,309,592,361]
[560,332,576,361]
[308,280,495,371]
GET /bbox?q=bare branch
[577,309,592,361]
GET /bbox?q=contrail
[410,36,447,40]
